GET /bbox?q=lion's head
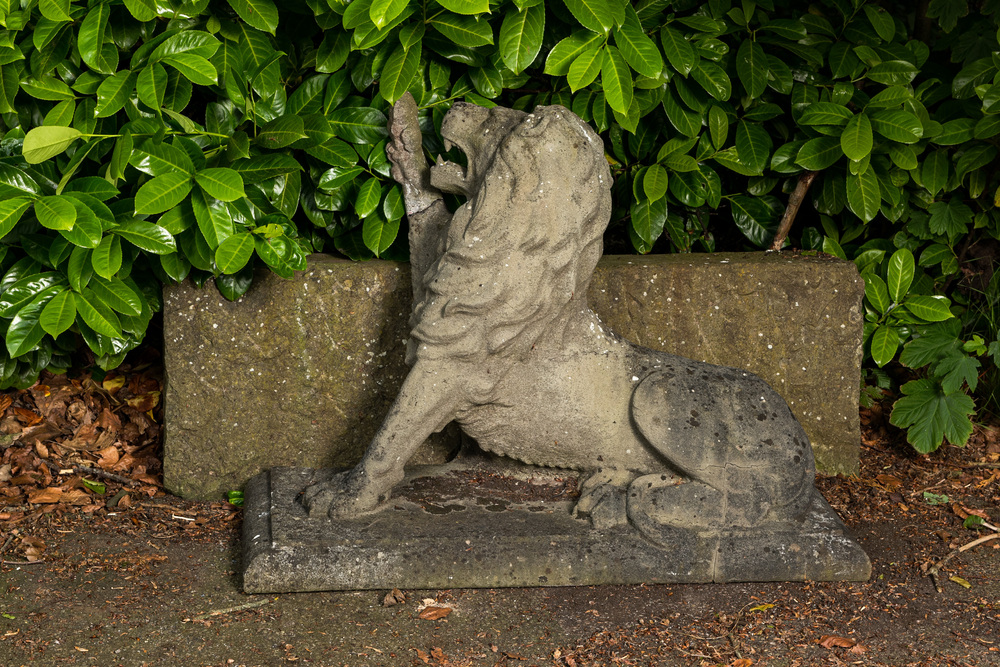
[408,103,611,382]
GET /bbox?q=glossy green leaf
[40,291,76,337]
[21,77,76,101]
[870,110,922,143]
[864,272,890,314]
[866,60,918,85]
[867,85,912,109]
[92,234,123,280]
[562,0,614,34]
[736,39,767,99]
[630,197,667,247]
[226,0,279,33]
[59,199,103,249]
[22,126,83,164]
[137,63,168,110]
[76,288,122,338]
[886,248,914,302]
[354,178,382,218]
[0,198,32,240]
[194,168,245,202]
[545,31,604,76]
[500,4,545,74]
[319,166,365,191]
[232,154,303,183]
[659,25,696,76]
[643,165,669,202]
[134,173,193,215]
[870,325,899,367]
[905,295,954,322]
[90,277,142,316]
[845,168,881,223]
[434,0,489,15]
[383,186,405,221]
[798,102,852,126]
[729,194,776,247]
[215,233,255,273]
[613,6,661,78]
[39,0,71,21]
[568,45,604,92]
[691,60,730,101]
[162,54,218,85]
[34,196,77,231]
[95,71,138,118]
[6,294,53,358]
[114,220,177,254]
[864,5,895,42]
[78,4,112,74]
[888,144,918,170]
[329,107,389,144]
[370,0,409,29]
[601,46,632,115]
[192,188,234,249]
[841,113,873,161]
[362,214,400,257]
[735,121,771,175]
[123,0,157,21]
[707,105,728,148]
[380,43,421,104]
[921,150,949,197]
[429,13,494,47]
[132,141,195,177]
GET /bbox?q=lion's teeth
[443,139,453,152]
[435,155,445,165]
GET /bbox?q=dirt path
[1,360,999,666]
[1,461,998,667]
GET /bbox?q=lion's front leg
[302,469,386,518]
[303,362,466,519]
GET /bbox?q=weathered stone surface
[590,253,864,476]
[164,252,863,500]
[242,463,871,593]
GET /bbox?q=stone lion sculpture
[303,94,820,543]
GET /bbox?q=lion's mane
[406,105,612,392]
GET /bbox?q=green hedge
[0,0,997,452]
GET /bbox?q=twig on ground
[185,598,273,621]
[73,466,137,486]
[0,535,15,556]
[1,560,44,565]
[926,531,1000,592]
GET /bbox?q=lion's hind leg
[573,468,633,529]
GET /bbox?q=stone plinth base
[241,462,871,593]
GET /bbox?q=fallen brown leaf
[731,659,754,667]
[819,635,856,649]
[127,391,160,412]
[418,606,452,620]
[27,487,64,504]
[383,588,406,606]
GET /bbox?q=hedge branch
[770,171,818,251]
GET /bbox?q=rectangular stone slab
[165,252,864,500]
[242,464,871,593]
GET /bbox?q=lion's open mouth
[430,130,473,196]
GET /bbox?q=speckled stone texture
[164,252,863,500]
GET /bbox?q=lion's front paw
[302,471,386,519]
